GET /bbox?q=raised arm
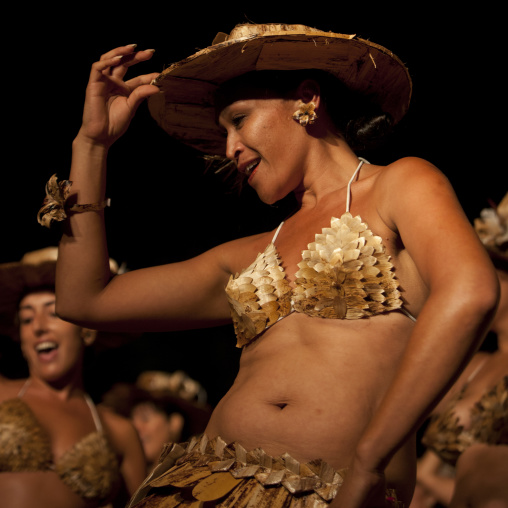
[54,46,232,332]
[331,158,499,508]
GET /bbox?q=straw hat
[102,371,212,440]
[474,192,508,269]
[149,23,412,155]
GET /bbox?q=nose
[225,131,243,162]
[31,312,49,336]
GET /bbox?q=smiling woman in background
[0,248,146,508]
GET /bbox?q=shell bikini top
[0,380,120,503]
[225,159,416,347]
[422,362,508,466]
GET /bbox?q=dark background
[2,5,506,405]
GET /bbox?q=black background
[2,5,506,404]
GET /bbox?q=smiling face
[216,72,323,205]
[218,96,312,204]
[18,291,89,384]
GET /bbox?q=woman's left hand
[329,458,390,508]
[79,45,160,148]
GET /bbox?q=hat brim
[0,260,56,337]
[0,258,140,347]
[149,24,412,155]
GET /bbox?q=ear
[296,79,321,108]
[167,412,185,441]
[81,329,97,347]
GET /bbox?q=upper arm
[57,241,236,332]
[101,409,146,496]
[380,158,498,305]
[117,421,146,496]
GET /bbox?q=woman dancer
[102,370,212,474]
[47,24,498,507]
[0,248,146,508]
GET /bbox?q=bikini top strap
[17,379,103,432]
[272,158,369,242]
[400,307,417,322]
[346,158,370,213]
[271,221,285,244]
[17,378,31,398]
[466,356,489,383]
[84,393,103,432]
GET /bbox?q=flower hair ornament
[293,100,318,126]
[474,192,508,258]
[37,174,110,228]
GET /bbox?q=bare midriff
[205,311,416,501]
[0,471,89,508]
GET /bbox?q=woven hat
[474,192,508,269]
[102,371,212,440]
[149,23,412,155]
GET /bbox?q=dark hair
[215,69,394,151]
[103,383,211,441]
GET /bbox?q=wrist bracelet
[37,174,110,228]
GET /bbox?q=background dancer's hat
[0,247,133,349]
[474,192,508,270]
[149,23,412,155]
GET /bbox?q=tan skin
[55,45,499,507]
[450,444,508,508]
[130,403,185,473]
[412,269,508,508]
[0,291,146,508]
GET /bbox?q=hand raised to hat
[78,45,160,148]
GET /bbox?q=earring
[293,101,318,126]
[81,329,97,346]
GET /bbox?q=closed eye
[232,114,246,128]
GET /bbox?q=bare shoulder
[0,378,26,403]
[97,404,139,447]
[373,157,462,228]
[376,157,447,190]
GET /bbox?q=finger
[91,45,152,80]
[90,55,127,77]
[125,72,161,91]
[109,49,156,79]
[126,82,161,111]
[99,44,139,62]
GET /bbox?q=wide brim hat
[149,23,412,155]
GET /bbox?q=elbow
[459,270,500,338]
[477,271,500,323]
[55,299,90,328]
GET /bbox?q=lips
[35,340,58,352]
[35,341,59,359]
[240,159,260,181]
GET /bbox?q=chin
[255,188,286,206]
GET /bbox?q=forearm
[417,472,454,506]
[52,45,159,325]
[56,135,112,322]
[416,451,455,505]
[354,284,497,474]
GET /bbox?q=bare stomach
[0,471,90,508]
[205,312,416,501]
